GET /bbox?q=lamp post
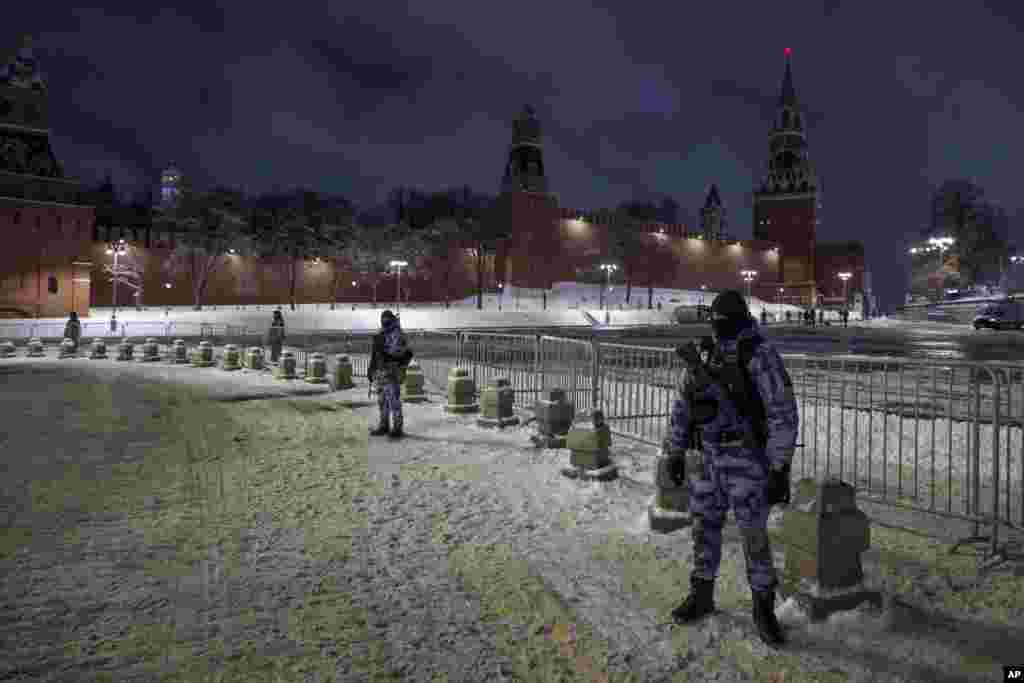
[389,260,408,314]
[777,287,784,321]
[105,239,128,316]
[740,270,757,304]
[600,263,618,310]
[838,272,852,308]
[498,282,504,311]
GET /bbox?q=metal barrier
[458,332,539,406]
[539,335,596,415]
[454,333,1022,566]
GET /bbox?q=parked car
[973,300,1024,330]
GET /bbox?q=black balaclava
[69,312,78,321]
[710,290,752,340]
[380,310,397,327]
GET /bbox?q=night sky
[6,2,1024,313]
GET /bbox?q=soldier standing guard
[266,309,285,363]
[668,290,798,648]
[367,310,413,438]
[63,311,82,352]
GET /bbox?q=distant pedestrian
[785,310,791,323]
[266,309,286,363]
[818,309,824,326]
[841,309,849,328]
[63,311,81,352]
[760,307,768,325]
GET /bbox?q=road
[602,321,1024,364]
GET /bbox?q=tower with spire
[501,105,549,194]
[700,184,727,240]
[752,48,820,305]
[157,162,184,209]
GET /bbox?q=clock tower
[752,49,820,305]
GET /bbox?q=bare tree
[156,187,248,310]
[413,218,464,309]
[347,222,414,308]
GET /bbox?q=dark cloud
[2,1,1023,312]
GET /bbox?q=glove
[766,463,791,506]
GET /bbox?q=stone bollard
[780,477,882,621]
[116,340,134,361]
[333,355,355,389]
[401,360,427,402]
[222,344,242,371]
[648,439,696,533]
[191,340,215,367]
[530,387,574,448]
[170,339,189,364]
[275,350,297,379]
[140,338,160,362]
[244,346,264,370]
[305,352,328,383]
[561,410,617,481]
[0,340,15,358]
[443,367,478,413]
[26,337,45,357]
[58,338,78,358]
[89,339,107,359]
[476,377,519,428]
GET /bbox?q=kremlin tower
[752,48,820,306]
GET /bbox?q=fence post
[971,373,983,538]
[535,335,544,401]
[590,337,600,413]
[990,368,1002,558]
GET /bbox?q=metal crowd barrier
[453,333,1022,566]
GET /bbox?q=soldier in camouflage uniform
[669,290,798,648]
[367,310,412,438]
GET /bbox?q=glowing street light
[777,287,784,321]
[105,239,129,315]
[599,263,618,310]
[838,271,852,307]
[740,270,757,303]
[390,260,408,313]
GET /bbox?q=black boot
[388,414,404,438]
[369,415,390,436]
[751,589,785,648]
[671,575,716,624]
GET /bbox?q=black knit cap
[710,290,750,320]
[381,310,396,322]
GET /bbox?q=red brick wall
[0,204,94,317]
[815,248,865,302]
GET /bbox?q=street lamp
[599,263,618,310]
[389,260,408,313]
[777,287,784,321]
[837,272,852,308]
[105,239,128,316]
[740,270,757,304]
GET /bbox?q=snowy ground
[2,356,1022,681]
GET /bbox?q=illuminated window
[47,275,58,294]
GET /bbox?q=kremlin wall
[0,36,868,318]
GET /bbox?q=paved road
[605,322,1024,364]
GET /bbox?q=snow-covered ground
[3,356,1020,682]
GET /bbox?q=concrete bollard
[275,350,297,379]
[26,337,45,357]
[562,410,617,481]
[191,340,215,367]
[305,352,328,383]
[476,377,518,428]
[58,338,78,358]
[401,360,427,402]
[530,387,574,448]
[0,340,15,358]
[140,337,160,362]
[170,339,189,364]
[116,340,134,361]
[89,339,108,359]
[780,477,882,621]
[244,346,264,370]
[222,344,241,371]
[648,440,695,533]
[333,355,355,389]
[443,367,478,413]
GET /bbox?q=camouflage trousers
[374,367,403,429]
[269,343,282,363]
[688,446,777,592]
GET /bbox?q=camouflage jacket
[668,321,798,470]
